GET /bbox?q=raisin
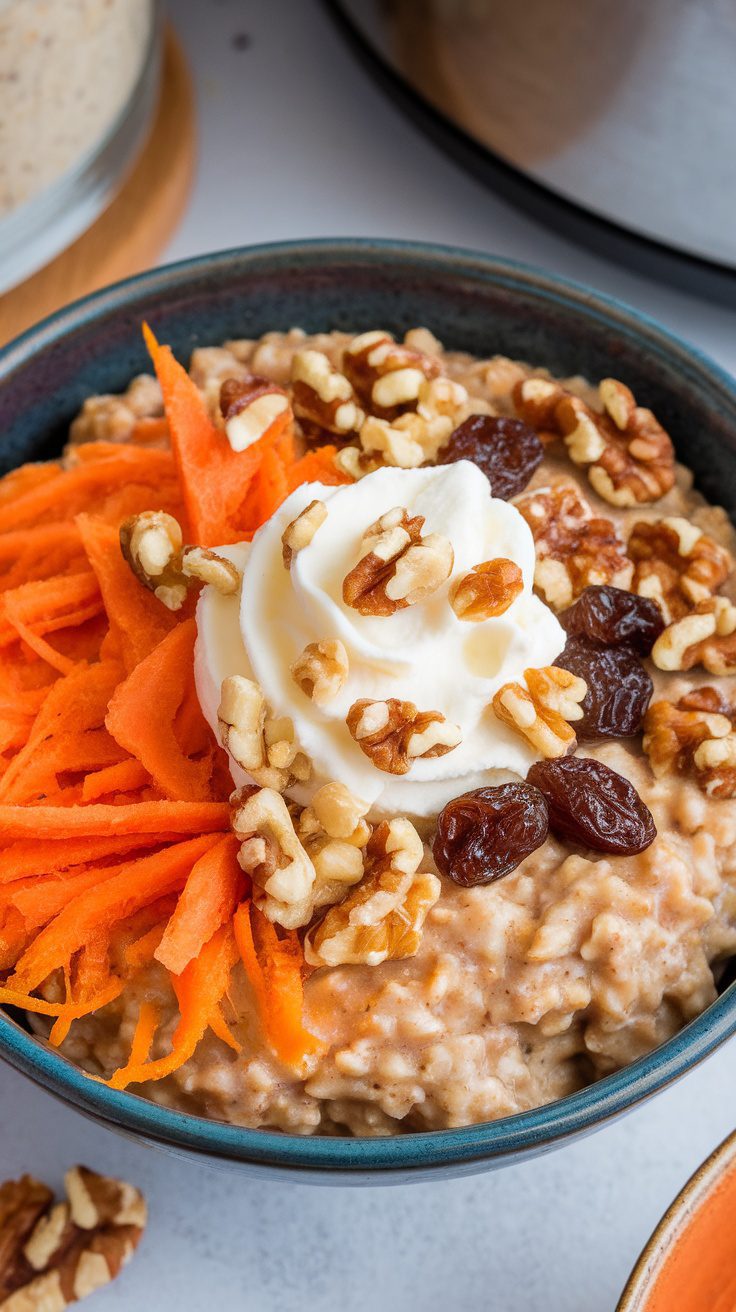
[559,585,664,655]
[438,414,543,500]
[527,757,656,855]
[556,636,652,740]
[433,782,548,886]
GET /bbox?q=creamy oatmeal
[30,325,736,1137]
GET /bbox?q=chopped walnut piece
[304,817,440,968]
[628,517,732,623]
[218,676,309,791]
[219,375,291,452]
[291,784,372,919]
[403,326,443,357]
[492,665,587,758]
[291,639,349,705]
[513,376,569,436]
[333,446,382,482]
[119,511,240,611]
[0,1167,146,1310]
[643,690,736,798]
[342,330,441,415]
[232,786,317,929]
[651,597,736,676]
[354,374,470,469]
[291,350,364,436]
[343,507,453,616]
[302,781,371,843]
[68,374,163,446]
[281,499,328,567]
[515,376,676,505]
[346,697,461,774]
[515,482,633,610]
[450,559,523,621]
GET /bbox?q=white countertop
[2,2,736,1308]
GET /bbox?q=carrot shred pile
[0,325,329,1086]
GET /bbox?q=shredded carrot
[143,323,293,546]
[0,800,229,840]
[81,759,151,803]
[233,902,324,1074]
[0,571,102,650]
[48,931,113,1046]
[0,979,124,1019]
[105,620,213,802]
[0,835,163,884]
[107,923,238,1088]
[9,833,222,993]
[0,327,363,1088]
[209,1002,241,1053]
[155,833,243,976]
[76,514,178,674]
[287,445,352,490]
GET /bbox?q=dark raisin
[559,585,664,655]
[556,636,653,740]
[433,782,548,886]
[527,757,656,855]
[438,414,543,500]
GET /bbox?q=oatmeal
[3,325,736,1137]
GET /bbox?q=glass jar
[0,0,162,293]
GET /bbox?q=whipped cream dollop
[195,461,565,820]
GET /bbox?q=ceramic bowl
[1,239,736,1181]
[617,1129,736,1310]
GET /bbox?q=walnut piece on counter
[0,1167,146,1311]
[515,481,633,610]
[304,817,440,968]
[342,506,453,616]
[119,510,240,611]
[346,698,462,775]
[628,517,733,623]
[492,665,587,758]
[651,597,736,676]
[643,687,736,798]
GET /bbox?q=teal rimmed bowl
[1,239,736,1182]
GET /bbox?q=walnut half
[492,665,587,758]
[515,481,633,610]
[643,688,736,799]
[347,698,462,774]
[628,517,732,623]
[651,597,736,676]
[304,817,440,967]
[0,1167,146,1310]
[120,510,240,611]
[342,507,454,616]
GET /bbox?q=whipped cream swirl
[195,461,565,819]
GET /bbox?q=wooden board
[0,29,195,349]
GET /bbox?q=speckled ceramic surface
[1,239,736,1180]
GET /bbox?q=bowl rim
[2,236,736,1174]
[616,1128,736,1310]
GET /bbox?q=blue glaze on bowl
[1,239,736,1182]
